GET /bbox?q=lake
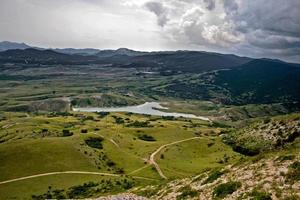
[72,102,210,121]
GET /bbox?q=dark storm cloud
[223,0,238,15]
[142,0,300,61]
[0,0,299,62]
[145,1,168,27]
[230,0,300,59]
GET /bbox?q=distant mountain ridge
[0,41,30,51]
[0,41,300,106]
[0,41,299,74]
[0,48,97,65]
[52,48,100,56]
[0,42,254,72]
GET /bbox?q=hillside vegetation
[131,114,300,200]
[224,114,300,156]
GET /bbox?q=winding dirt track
[0,171,157,185]
[149,137,201,179]
[0,137,201,185]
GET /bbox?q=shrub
[203,169,225,184]
[112,116,125,124]
[85,137,103,149]
[207,142,215,147]
[176,186,198,200]
[276,155,295,162]
[126,121,152,127]
[249,189,272,200]
[62,129,73,137]
[96,112,110,118]
[81,129,88,134]
[137,134,156,141]
[41,128,48,133]
[162,116,175,120]
[286,161,300,183]
[106,160,116,167]
[231,144,260,156]
[213,181,241,198]
[67,182,98,198]
[84,116,94,121]
[32,189,66,200]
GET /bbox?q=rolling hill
[0,41,30,51]
[0,48,98,64]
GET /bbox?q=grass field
[0,110,243,199]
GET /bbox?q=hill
[213,59,300,104]
[162,59,300,105]
[131,114,300,200]
[0,45,252,73]
[96,48,147,58]
[223,114,300,155]
[0,41,30,51]
[53,48,101,56]
[127,51,252,73]
[0,48,98,64]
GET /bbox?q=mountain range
[0,41,253,72]
[0,41,30,51]
[0,40,300,106]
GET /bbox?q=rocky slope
[98,114,300,200]
[132,155,299,200]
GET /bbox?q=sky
[0,0,299,62]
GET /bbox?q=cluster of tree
[85,137,104,149]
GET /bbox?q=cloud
[223,0,238,15]
[142,0,244,48]
[0,0,299,62]
[229,0,300,60]
[203,0,215,10]
[176,7,243,47]
[144,1,168,27]
[140,0,300,62]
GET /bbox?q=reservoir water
[72,102,210,121]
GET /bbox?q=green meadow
[0,111,242,199]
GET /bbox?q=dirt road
[0,171,157,185]
[148,137,201,179]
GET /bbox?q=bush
[97,112,110,118]
[276,155,295,162]
[203,169,225,184]
[231,144,260,156]
[84,116,94,121]
[106,160,116,167]
[137,134,156,141]
[126,121,152,127]
[41,129,48,133]
[286,161,300,183]
[62,129,73,137]
[85,137,104,149]
[81,129,88,134]
[112,116,125,124]
[162,116,175,120]
[213,181,241,198]
[176,186,198,200]
[67,182,98,198]
[32,189,66,200]
[249,189,272,200]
